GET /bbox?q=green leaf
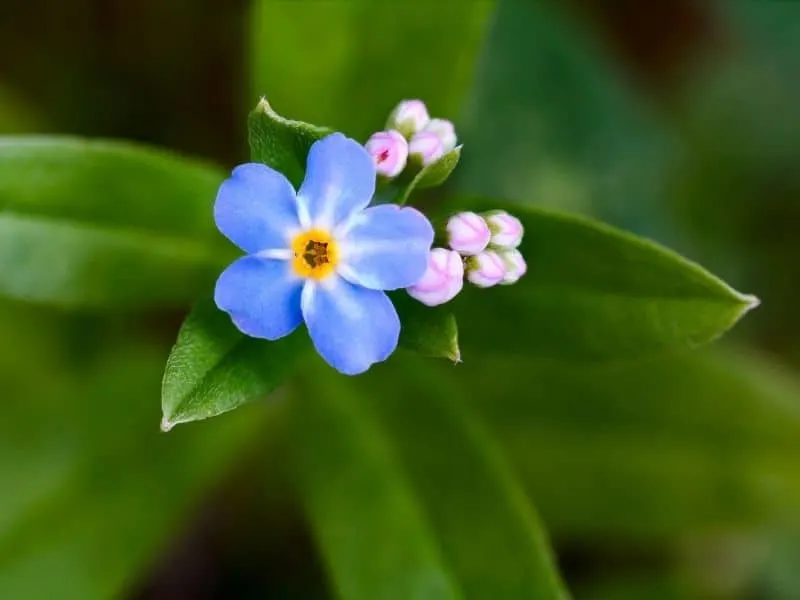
[398,146,462,205]
[449,202,758,361]
[248,98,332,188]
[450,346,800,540]
[0,309,267,600]
[291,378,463,600]
[455,0,676,236]
[161,298,309,429]
[0,214,222,310]
[250,2,493,141]
[0,136,227,309]
[293,361,569,600]
[391,291,460,362]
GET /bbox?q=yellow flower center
[291,228,339,279]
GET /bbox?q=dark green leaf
[291,377,463,600]
[450,201,758,361]
[0,136,228,309]
[398,146,462,205]
[455,0,676,238]
[294,361,569,599]
[441,346,800,540]
[247,98,332,188]
[392,291,460,362]
[161,298,309,429]
[0,309,267,600]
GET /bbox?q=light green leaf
[398,146,462,205]
[391,291,460,362]
[0,214,221,310]
[293,361,568,600]
[0,136,227,309]
[250,2,493,141]
[161,298,309,429]
[449,201,758,361]
[248,98,332,188]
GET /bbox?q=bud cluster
[364,99,458,179]
[407,210,527,306]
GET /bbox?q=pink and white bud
[500,249,527,285]
[365,130,408,178]
[386,99,430,137]
[486,211,524,248]
[408,131,445,167]
[423,118,457,152]
[466,250,506,288]
[407,248,464,306]
[446,211,491,256]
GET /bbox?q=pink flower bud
[500,249,527,285]
[486,211,524,248]
[365,130,408,178]
[446,211,491,256]
[423,118,457,152]
[386,99,430,137]
[407,248,464,307]
[466,250,506,288]
[408,131,445,167]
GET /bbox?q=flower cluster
[364,99,458,179]
[213,98,526,375]
[407,210,527,306]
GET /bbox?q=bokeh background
[2,0,800,598]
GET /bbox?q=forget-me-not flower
[213,133,434,375]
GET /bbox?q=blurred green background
[2,0,800,598]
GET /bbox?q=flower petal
[338,205,434,290]
[214,163,300,254]
[297,133,376,229]
[215,256,303,340]
[302,277,399,375]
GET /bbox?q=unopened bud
[423,118,457,153]
[386,99,430,138]
[407,248,464,306]
[408,131,445,167]
[486,211,524,248]
[466,250,506,288]
[500,249,527,285]
[365,130,408,178]
[446,211,490,256]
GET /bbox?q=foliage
[1,0,798,598]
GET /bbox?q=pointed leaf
[161,298,308,429]
[0,136,227,309]
[449,201,758,361]
[398,146,462,205]
[247,98,332,188]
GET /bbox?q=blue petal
[214,163,300,254]
[302,277,399,375]
[339,205,435,290]
[297,133,376,229]
[215,256,303,340]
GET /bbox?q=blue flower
[213,133,435,375]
